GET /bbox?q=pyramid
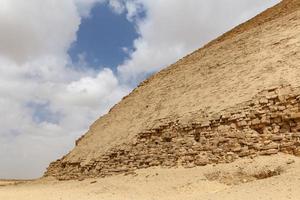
[45,0,300,180]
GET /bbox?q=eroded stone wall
[45,85,300,180]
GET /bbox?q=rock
[262,142,279,150]
[266,94,278,100]
[278,106,286,111]
[239,150,251,157]
[290,113,300,119]
[292,133,300,138]
[286,159,295,165]
[261,116,271,124]
[271,135,284,141]
[260,149,279,155]
[259,98,269,104]
[251,118,261,125]
[237,120,247,127]
[232,146,242,152]
[195,156,209,166]
[185,163,196,168]
[201,121,211,127]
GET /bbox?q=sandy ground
[1,154,300,200]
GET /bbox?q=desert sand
[1,154,300,200]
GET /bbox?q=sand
[1,154,300,200]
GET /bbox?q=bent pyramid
[46,0,300,180]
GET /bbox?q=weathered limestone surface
[45,85,300,180]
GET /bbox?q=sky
[0,0,280,179]
[68,2,140,70]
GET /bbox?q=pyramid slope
[46,0,300,180]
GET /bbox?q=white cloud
[0,56,128,179]
[0,0,80,63]
[108,0,126,14]
[75,0,106,17]
[116,0,281,83]
[59,69,127,108]
[0,0,128,179]
[0,0,281,179]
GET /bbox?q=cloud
[0,0,281,179]
[57,68,128,108]
[75,0,106,17]
[108,0,126,14]
[0,0,80,63]
[116,0,281,83]
[0,0,128,179]
[0,56,128,179]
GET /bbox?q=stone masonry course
[45,85,300,180]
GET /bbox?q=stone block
[194,156,209,166]
[292,133,300,137]
[290,113,300,119]
[271,135,284,141]
[260,149,279,155]
[201,121,211,127]
[251,118,261,125]
[262,142,279,150]
[266,93,278,100]
[237,120,247,127]
[259,98,269,104]
[232,146,242,152]
[261,116,271,124]
[239,150,251,157]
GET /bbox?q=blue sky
[69,2,139,70]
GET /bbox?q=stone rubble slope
[45,0,300,180]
